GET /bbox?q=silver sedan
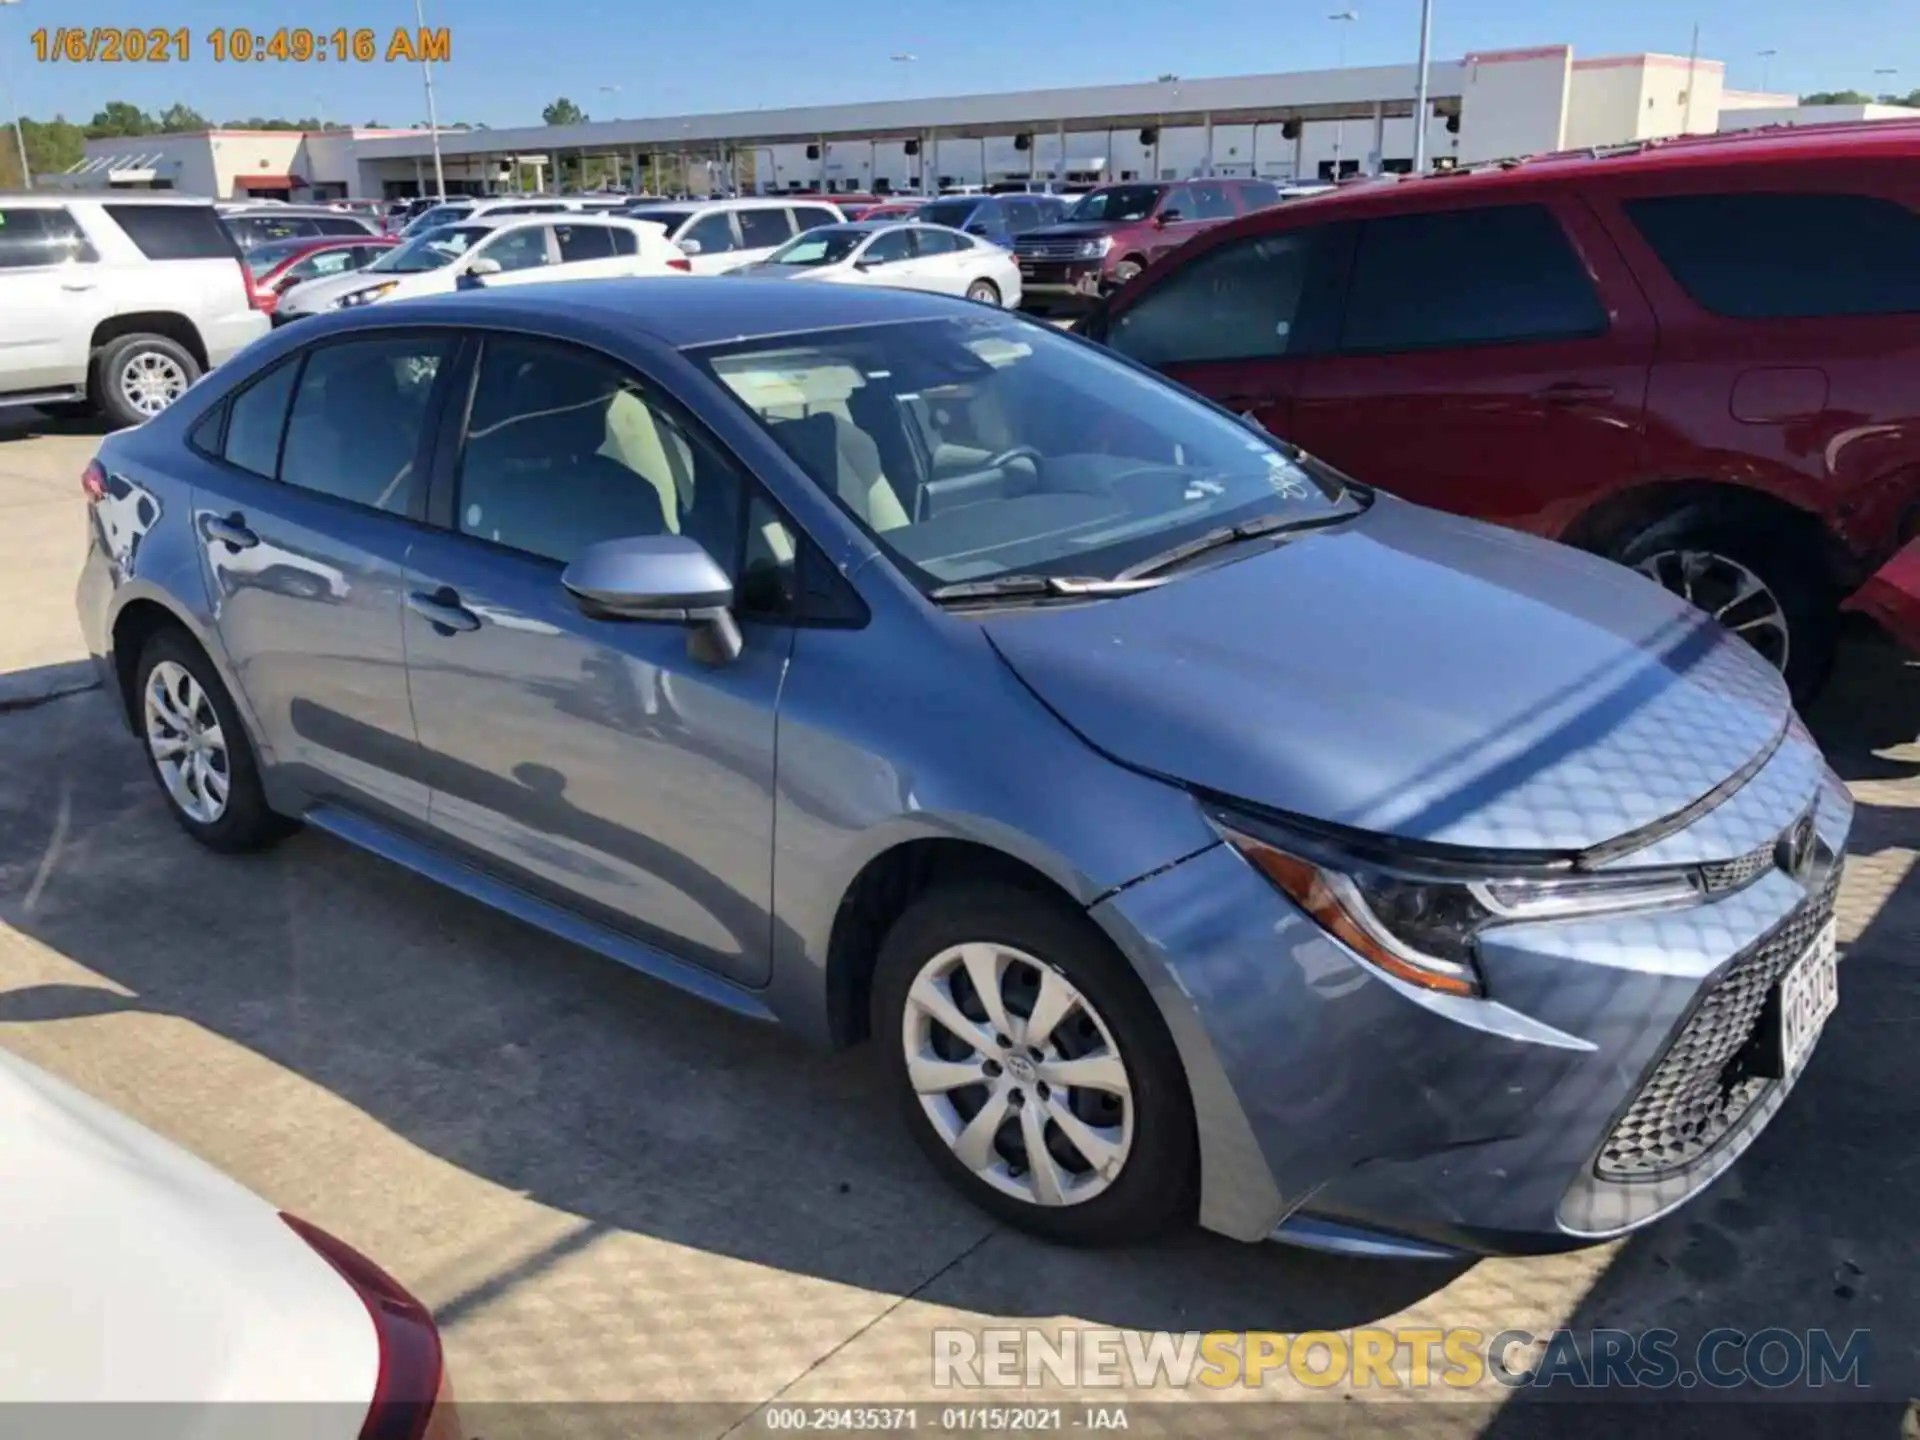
[734,221,1022,307]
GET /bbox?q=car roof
[336,276,975,348]
[447,212,643,231]
[637,197,832,212]
[0,192,217,207]
[1273,116,1920,214]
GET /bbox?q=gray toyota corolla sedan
[75,280,1850,1258]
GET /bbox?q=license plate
[1779,919,1839,1074]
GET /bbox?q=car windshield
[696,317,1358,591]
[1067,186,1163,222]
[916,200,979,229]
[368,225,483,273]
[405,203,471,234]
[626,207,692,235]
[764,228,866,266]
[244,238,317,275]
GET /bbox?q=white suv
[0,194,269,428]
[623,197,845,274]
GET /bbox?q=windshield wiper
[926,573,1166,603]
[1114,510,1349,583]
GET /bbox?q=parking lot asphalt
[0,410,1915,1434]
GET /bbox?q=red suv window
[1625,191,1920,319]
[1339,204,1606,352]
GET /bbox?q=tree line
[1800,88,1920,107]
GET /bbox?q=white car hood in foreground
[0,1048,378,1435]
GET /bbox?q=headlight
[333,282,398,309]
[1212,810,1705,998]
[1079,237,1113,259]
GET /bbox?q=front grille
[1596,864,1840,1181]
[1014,237,1092,260]
[1701,841,1775,894]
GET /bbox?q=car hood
[983,496,1793,854]
[1019,220,1138,240]
[277,268,436,314]
[0,1048,379,1416]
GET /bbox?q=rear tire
[133,628,292,853]
[1608,506,1836,705]
[94,333,201,430]
[965,279,1003,306]
[873,881,1197,1246]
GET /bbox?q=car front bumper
[1014,258,1107,305]
[1091,737,1854,1255]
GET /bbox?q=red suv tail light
[666,256,691,271]
[280,1213,460,1440]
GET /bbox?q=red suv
[1082,122,1920,699]
[1013,177,1282,312]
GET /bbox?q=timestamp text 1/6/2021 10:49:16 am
[29,26,450,64]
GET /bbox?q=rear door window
[312,215,373,236]
[555,223,617,262]
[279,337,451,511]
[479,226,553,272]
[107,204,242,260]
[220,358,301,478]
[792,206,840,232]
[1624,192,1920,318]
[1241,182,1283,210]
[737,207,796,249]
[1339,204,1606,352]
[0,207,99,267]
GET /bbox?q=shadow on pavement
[0,630,1914,1378]
[0,662,1461,1338]
[0,407,113,445]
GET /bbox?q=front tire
[1608,508,1835,704]
[965,279,1003,306]
[1107,258,1144,290]
[95,333,200,429]
[134,629,291,852]
[873,881,1196,1245]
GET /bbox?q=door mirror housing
[458,255,501,290]
[561,535,743,663]
[1155,209,1181,226]
[676,237,704,256]
[467,255,502,276]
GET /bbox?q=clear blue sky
[7,0,1913,129]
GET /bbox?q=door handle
[1536,381,1615,405]
[407,587,481,634]
[200,512,259,551]
[61,281,98,292]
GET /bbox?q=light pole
[1329,10,1357,182]
[414,0,445,198]
[1410,0,1433,173]
[0,0,32,187]
[1756,48,1777,92]
[890,55,916,187]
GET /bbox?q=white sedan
[277,213,684,321]
[0,1046,459,1440]
[734,221,1022,308]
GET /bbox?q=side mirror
[561,535,743,664]
[677,237,704,256]
[1155,209,1181,226]
[467,256,502,275]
